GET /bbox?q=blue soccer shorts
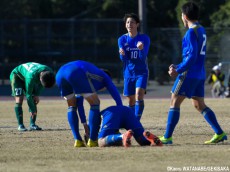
[172,75,205,98]
[56,77,74,98]
[123,75,148,96]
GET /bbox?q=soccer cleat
[122,130,133,147]
[159,136,173,144]
[18,124,27,132]
[29,124,42,131]
[204,132,227,144]
[143,131,163,146]
[74,140,86,147]
[87,139,98,147]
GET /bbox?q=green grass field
[0,97,229,172]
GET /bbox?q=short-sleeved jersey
[176,23,207,79]
[10,62,53,112]
[118,33,150,78]
[56,60,122,106]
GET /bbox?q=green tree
[210,1,230,29]
[0,0,53,19]
[176,0,226,29]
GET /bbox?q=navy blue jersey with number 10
[118,33,150,78]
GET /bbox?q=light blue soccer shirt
[176,23,206,80]
[118,32,150,78]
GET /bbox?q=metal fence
[0,19,229,85]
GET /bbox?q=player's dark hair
[123,13,140,24]
[40,71,55,88]
[181,2,199,20]
[101,68,112,79]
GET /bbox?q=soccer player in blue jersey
[98,105,162,147]
[159,2,227,144]
[118,13,150,121]
[55,60,123,147]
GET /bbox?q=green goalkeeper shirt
[10,62,53,113]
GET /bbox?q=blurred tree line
[0,0,230,84]
[0,0,229,28]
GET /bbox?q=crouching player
[98,105,162,147]
[56,60,123,147]
[10,62,55,131]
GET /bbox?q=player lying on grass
[10,62,55,131]
[55,60,123,147]
[97,105,162,147]
[159,2,227,144]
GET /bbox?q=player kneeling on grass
[98,105,162,147]
[10,62,55,132]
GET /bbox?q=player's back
[56,60,111,94]
[184,25,206,79]
[101,106,139,129]
[58,60,100,74]
[11,62,49,80]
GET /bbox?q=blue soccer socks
[164,108,180,139]
[105,134,123,146]
[67,106,82,141]
[88,105,100,141]
[202,107,223,135]
[135,100,144,121]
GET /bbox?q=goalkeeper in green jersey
[10,62,55,131]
